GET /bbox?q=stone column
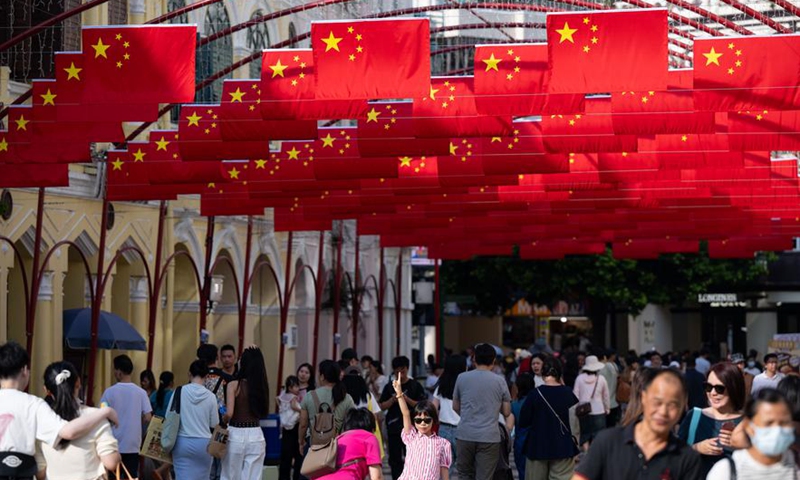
[31,271,54,394]
[129,276,149,377]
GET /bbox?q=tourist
[343,366,384,457]
[752,353,786,396]
[619,367,658,427]
[367,361,388,400]
[572,369,702,480]
[685,357,709,410]
[599,349,620,427]
[361,355,374,378]
[169,360,219,479]
[573,355,610,448]
[426,363,443,396]
[278,376,303,480]
[531,354,545,388]
[731,353,755,403]
[453,343,512,480]
[198,344,231,480]
[707,389,799,479]
[317,408,384,480]
[299,360,356,453]
[379,356,427,480]
[431,354,466,473]
[100,354,153,478]
[140,369,156,398]
[696,349,712,376]
[296,362,315,401]
[221,344,238,378]
[745,351,763,376]
[777,375,800,453]
[150,371,175,418]
[222,346,270,480]
[392,378,451,479]
[519,356,579,480]
[678,362,745,477]
[36,361,121,480]
[341,348,360,369]
[0,342,119,479]
[648,351,664,370]
[616,356,637,414]
[511,373,534,479]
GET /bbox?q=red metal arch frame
[0,236,31,321]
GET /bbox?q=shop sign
[697,293,747,308]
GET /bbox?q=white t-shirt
[433,387,461,426]
[356,393,381,414]
[706,448,799,480]
[751,372,786,396]
[0,389,66,455]
[100,382,152,454]
[35,406,118,480]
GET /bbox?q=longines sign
[698,293,747,307]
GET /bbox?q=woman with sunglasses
[392,378,452,480]
[678,362,746,477]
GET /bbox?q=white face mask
[747,361,756,368]
[751,425,796,457]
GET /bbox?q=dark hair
[297,363,316,390]
[342,407,376,433]
[341,348,358,362]
[43,361,80,421]
[156,371,174,410]
[709,362,746,412]
[113,355,133,375]
[542,356,563,380]
[197,344,219,365]
[777,376,800,422]
[649,351,662,360]
[285,375,300,393]
[686,356,697,368]
[190,360,209,378]
[413,400,439,427]
[372,362,384,375]
[391,356,410,371]
[319,360,346,405]
[764,353,779,363]
[0,341,29,379]
[238,347,270,418]
[342,370,370,405]
[361,355,374,364]
[140,369,156,389]
[621,367,660,427]
[643,368,686,397]
[220,344,236,355]
[515,373,534,399]
[474,343,497,366]
[435,354,466,400]
[745,388,792,420]
[337,359,350,372]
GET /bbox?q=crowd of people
[3,337,800,480]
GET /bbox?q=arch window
[198,2,232,102]
[247,10,270,79]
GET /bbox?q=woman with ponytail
[298,360,356,454]
[150,371,174,418]
[36,361,121,480]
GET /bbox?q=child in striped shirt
[393,378,452,480]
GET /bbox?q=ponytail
[156,371,174,410]
[43,361,80,421]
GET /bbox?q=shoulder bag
[687,407,702,445]
[537,387,581,452]
[574,380,598,418]
[160,385,182,453]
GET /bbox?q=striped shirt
[706,449,799,480]
[398,428,452,480]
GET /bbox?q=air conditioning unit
[284,325,299,349]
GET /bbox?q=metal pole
[396,249,403,357]
[238,217,254,354]
[352,234,360,352]
[86,198,109,406]
[276,231,294,396]
[332,223,343,360]
[378,248,385,362]
[146,201,167,370]
[199,217,215,336]
[25,188,45,358]
[434,259,441,363]
[312,231,324,369]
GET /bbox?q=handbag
[366,393,385,459]
[537,387,581,452]
[207,424,229,459]
[115,460,138,480]
[300,435,338,478]
[160,385,182,454]
[575,380,598,418]
[140,416,172,464]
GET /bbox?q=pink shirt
[398,428,452,480]
[318,429,381,480]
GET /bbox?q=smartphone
[718,421,736,448]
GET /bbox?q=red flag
[312,19,430,99]
[542,98,637,153]
[478,122,570,175]
[178,104,269,161]
[0,163,69,188]
[546,9,668,93]
[358,101,450,157]
[694,35,800,111]
[473,43,584,116]
[106,149,178,201]
[81,25,196,105]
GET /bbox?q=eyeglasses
[413,417,433,425]
[704,383,726,395]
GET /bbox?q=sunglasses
[413,417,433,425]
[704,383,726,395]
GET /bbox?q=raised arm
[58,406,118,441]
[393,378,412,434]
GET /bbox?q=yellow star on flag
[429,86,439,101]
[92,38,111,59]
[40,89,57,106]
[482,53,502,72]
[228,167,240,180]
[0,137,7,152]
[556,22,578,44]
[64,62,82,81]
[322,32,343,52]
[133,149,146,162]
[229,88,246,103]
[269,59,288,78]
[449,142,458,155]
[155,137,170,151]
[703,47,723,66]
[15,115,29,131]
[186,112,202,127]
[399,157,412,167]
[287,147,301,160]
[366,108,381,123]
[255,159,267,169]
[321,134,335,147]
[111,158,124,170]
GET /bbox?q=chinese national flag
[541,98,637,153]
[201,161,266,216]
[313,127,397,181]
[546,9,668,93]
[178,105,270,161]
[312,19,430,99]
[414,76,512,138]
[260,49,368,120]
[597,152,660,183]
[81,26,196,105]
[727,109,793,151]
[358,101,450,157]
[611,70,716,135]
[473,44,584,116]
[393,156,441,193]
[274,206,332,232]
[0,163,69,188]
[106,149,178,201]
[693,35,800,111]
[641,133,733,169]
[478,121,570,175]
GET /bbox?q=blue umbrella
[63,308,147,351]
